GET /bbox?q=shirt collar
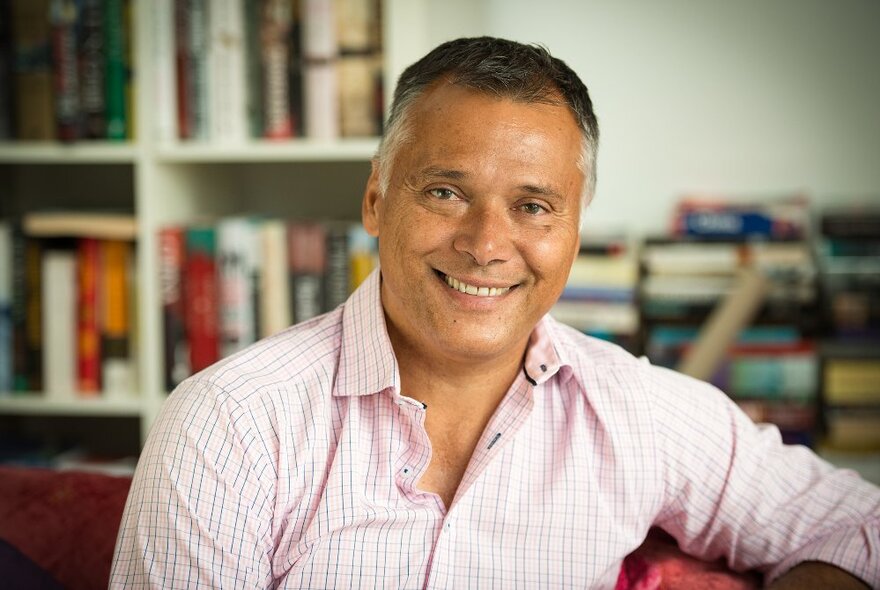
[335,268,401,397]
[334,269,574,396]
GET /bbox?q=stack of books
[817,206,880,451]
[158,217,377,389]
[1,0,133,142]
[0,212,138,397]
[551,234,639,352]
[640,195,820,445]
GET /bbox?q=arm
[769,561,869,589]
[646,364,880,587]
[110,378,276,588]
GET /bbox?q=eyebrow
[411,166,564,201]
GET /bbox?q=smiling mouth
[437,271,513,297]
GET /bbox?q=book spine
[177,0,208,139]
[287,0,303,136]
[185,225,219,373]
[24,238,43,392]
[323,223,348,310]
[207,0,247,142]
[0,0,13,139]
[76,237,101,394]
[259,0,292,139]
[78,0,105,138]
[50,0,80,141]
[287,221,325,323]
[218,217,258,358]
[243,0,260,137]
[151,0,176,141]
[0,223,12,393]
[103,0,125,139]
[302,0,337,139]
[258,219,290,338]
[347,224,375,292]
[101,239,132,394]
[159,226,188,390]
[10,227,27,391]
[42,249,77,397]
[122,0,134,139]
[12,0,55,140]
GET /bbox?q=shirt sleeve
[646,363,880,587]
[109,377,277,589]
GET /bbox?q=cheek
[524,228,578,284]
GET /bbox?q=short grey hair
[375,37,600,207]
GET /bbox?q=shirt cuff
[764,524,879,587]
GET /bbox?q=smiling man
[112,38,879,589]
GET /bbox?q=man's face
[362,82,585,367]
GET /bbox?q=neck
[387,323,527,414]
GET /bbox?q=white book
[0,223,11,393]
[305,61,340,139]
[218,217,259,358]
[152,0,177,141]
[302,0,337,59]
[42,250,77,398]
[207,0,248,142]
[259,219,291,338]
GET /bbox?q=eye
[427,187,458,200]
[518,202,547,215]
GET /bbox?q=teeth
[444,274,510,297]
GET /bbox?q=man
[111,37,879,588]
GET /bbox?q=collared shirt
[111,269,880,589]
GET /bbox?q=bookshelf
[0,0,423,458]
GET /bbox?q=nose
[452,203,513,266]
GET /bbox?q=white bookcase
[0,0,428,453]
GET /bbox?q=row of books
[0,221,137,397]
[551,234,639,352]
[0,0,134,142]
[161,0,383,143]
[159,217,377,389]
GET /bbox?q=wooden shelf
[155,138,380,163]
[0,142,140,164]
[0,395,143,417]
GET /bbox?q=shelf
[155,138,381,163]
[0,142,140,164]
[0,395,143,417]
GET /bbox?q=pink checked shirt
[112,270,880,589]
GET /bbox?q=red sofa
[0,465,760,589]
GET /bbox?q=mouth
[435,270,515,297]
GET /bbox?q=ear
[361,160,383,237]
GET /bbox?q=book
[258,0,293,139]
[823,407,880,451]
[287,221,325,323]
[324,222,349,311]
[103,0,126,140]
[258,218,290,338]
[338,53,381,137]
[78,0,105,138]
[158,226,188,390]
[302,0,338,138]
[50,0,80,141]
[0,0,13,139]
[287,0,303,136]
[184,224,219,373]
[76,237,101,394]
[671,195,809,240]
[175,0,208,139]
[150,0,176,141]
[823,358,880,404]
[12,0,54,140]
[347,224,375,291]
[42,248,76,397]
[0,222,11,393]
[100,239,133,395]
[218,217,259,358]
[23,210,137,240]
[206,0,247,142]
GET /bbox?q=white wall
[421,0,880,235]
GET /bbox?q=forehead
[396,83,584,190]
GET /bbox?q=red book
[184,225,218,373]
[76,238,101,394]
